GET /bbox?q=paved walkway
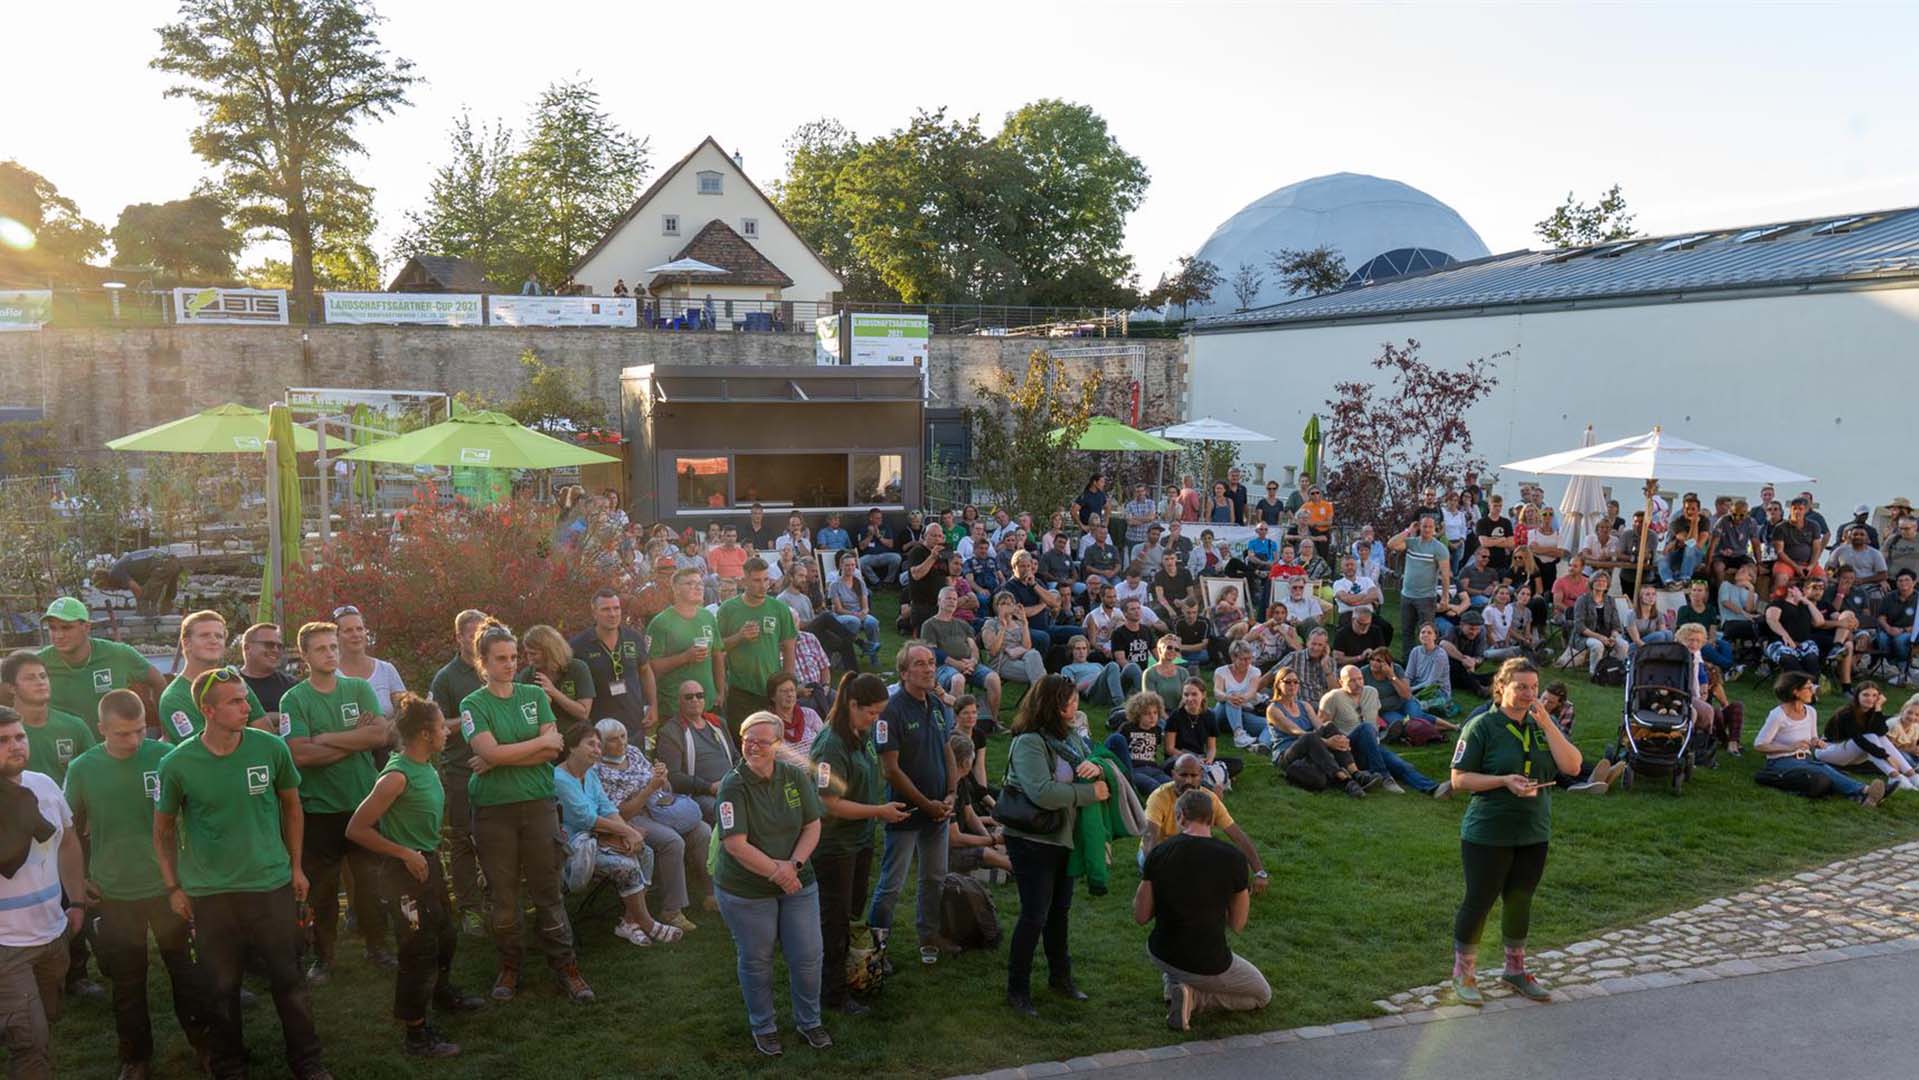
[957,839,1919,1080]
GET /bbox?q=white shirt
[1484,602,1516,646]
[1757,705,1817,757]
[0,772,70,947]
[1442,508,1472,542]
[360,658,407,716]
[1115,578,1152,607]
[956,536,981,561]
[1332,575,1379,615]
[1280,593,1322,623]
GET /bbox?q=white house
[1186,205,1919,518]
[571,136,842,306]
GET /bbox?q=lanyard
[593,634,624,681]
[1504,721,1535,777]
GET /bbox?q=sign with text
[848,313,929,366]
[487,294,637,327]
[172,286,288,325]
[324,292,483,326]
[0,291,52,332]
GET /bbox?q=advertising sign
[172,286,289,325]
[815,314,842,365]
[848,313,929,366]
[487,295,637,327]
[324,292,483,326]
[0,291,52,332]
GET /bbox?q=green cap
[42,597,91,623]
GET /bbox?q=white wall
[574,140,842,302]
[1186,285,1919,517]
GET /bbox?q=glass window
[675,456,728,509]
[662,214,679,236]
[853,454,904,505]
[741,218,759,238]
[697,171,723,195]
[735,453,849,508]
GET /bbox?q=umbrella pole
[1635,478,1657,592]
[316,420,330,550]
[265,439,284,626]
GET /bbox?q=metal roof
[1194,206,1919,331]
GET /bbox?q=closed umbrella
[349,404,377,508]
[343,410,619,470]
[1301,414,1323,484]
[1046,416,1181,453]
[107,403,320,454]
[258,404,302,624]
[1556,425,1610,554]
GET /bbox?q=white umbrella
[1556,425,1610,554]
[642,257,726,275]
[1147,417,1276,443]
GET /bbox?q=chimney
[732,149,744,170]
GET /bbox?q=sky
[8,0,1919,283]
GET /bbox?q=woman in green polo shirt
[714,711,828,1058]
[1446,657,1583,1005]
[347,693,482,1059]
[810,673,910,1016]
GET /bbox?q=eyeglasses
[249,638,283,650]
[742,736,779,750]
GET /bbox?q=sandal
[613,921,654,947]
[647,920,685,944]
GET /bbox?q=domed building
[1187,173,1490,317]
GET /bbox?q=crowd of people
[5,472,1919,1076]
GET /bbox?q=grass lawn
[54,591,1919,1079]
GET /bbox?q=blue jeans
[867,824,949,946]
[716,882,823,1036]
[1077,662,1139,705]
[1876,630,1913,663]
[858,552,900,587]
[1661,543,1705,585]
[835,612,881,650]
[1380,697,1435,724]
[1754,755,1867,799]
[1347,718,1437,793]
[1215,702,1270,746]
[1103,732,1169,799]
[1640,630,1675,644]
[1701,639,1736,669]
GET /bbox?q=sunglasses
[192,667,242,709]
[331,604,361,619]
[249,638,283,650]
[681,691,706,699]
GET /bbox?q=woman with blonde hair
[518,624,594,726]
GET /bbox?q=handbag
[996,735,1066,835]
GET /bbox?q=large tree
[109,193,242,282]
[993,99,1147,308]
[516,79,649,287]
[0,161,107,274]
[396,111,531,287]
[1535,183,1637,248]
[773,118,892,300]
[152,0,417,312]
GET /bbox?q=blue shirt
[874,688,949,832]
[817,527,851,550]
[553,765,618,841]
[967,555,1002,591]
[1245,537,1278,563]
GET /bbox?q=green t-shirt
[516,659,596,711]
[282,676,385,815]
[24,708,94,784]
[809,725,882,856]
[458,684,557,807]
[39,638,154,734]
[646,606,722,715]
[156,728,301,897]
[375,754,445,854]
[717,596,798,698]
[158,673,267,744]
[63,739,170,901]
[1453,708,1559,847]
[714,758,823,900]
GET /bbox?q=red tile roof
[651,219,794,289]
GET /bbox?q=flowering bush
[281,491,631,686]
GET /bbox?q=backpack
[1592,656,1628,686]
[936,873,1001,951]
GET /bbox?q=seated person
[1567,571,1629,674]
[1405,622,1454,715]
[1751,672,1885,806]
[1538,683,1615,793]
[1676,579,1737,672]
[1189,530,1232,578]
[1274,577,1330,641]
[1137,755,1267,886]
[1318,665,1450,797]
[1332,607,1389,668]
[593,719,710,932]
[1164,679,1241,787]
[554,724,680,947]
[982,590,1047,685]
[1136,788,1274,1033]
[1061,634,1141,710]
[1153,552,1197,615]
[924,587,1002,718]
[1143,636,1188,714]
[1278,627,1338,704]
[1080,521,1123,592]
[1038,532,1085,607]
[1365,647,1456,741]
[944,735,1012,875]
[1212,642,1267,748]
[658,680,740,822]
[1105,691,1172,798]
[1819,683,1919,789]
[1440,610,1492,697]
[1265,671,1376,797]
[1332,555,1386,621]
[1243,609,1296,666]
[1171,599,1215,667]
[1209,584,1250,643]
[1107,599,1163,674]
[1432,583,1474,639]
[1874,570,1918,679]
[1349,526,1386,582]
[1459,546,1503,608]
[1296,538,1332,582]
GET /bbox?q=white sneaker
[1381,777,1406,795]
[1231,730,1256,749]
[1566,780,1609,795]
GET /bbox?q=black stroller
[1613,641,1709,794]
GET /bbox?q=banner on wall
[324,292,483,326]
[815,315,842,365]
[0,291,52,332]
[848,313,929,366]
[172,286,289,325]
[487,295,637,327]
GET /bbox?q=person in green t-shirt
[37,596,166,735]
[346,692,484,1059]
[1445,657,1582,1007]
[810,674,910,1014]
[717,559,798,728]
[154,667,327,1079]
[157,611,269,744]
[714,710,828,1054]
[517,623,595,729]
[63,689,209,1071]
[457,621,591,1005]
[282,620,394,979]
[646,567,726,724]
[3,649,95,784]
[425,608,490,931]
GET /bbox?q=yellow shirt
[1144,783,1234,836]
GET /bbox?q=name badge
[608,680,627,697]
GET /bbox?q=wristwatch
[792,858,806,873]
[1254,870,1270,880]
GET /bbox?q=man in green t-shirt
[154,667,327,1079]
[282,620,394,980]
[425,608,489,933]
[647,567,727,722]
[37,596,166,735]
[64,690,208,1073]
[3,649,94,784]
[155,610,269,744]
[1389,517,1454,663]
[716,558,797,727]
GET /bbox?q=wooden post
[1635,477,1658,592]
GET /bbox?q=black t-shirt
[857,522,895,556]
[1332,619,1387,659]
[1143,834,1247,976]
[903,543,948,611]
[1255,497,1286,526]
[568,627,650,732]
[1769,598,1815,643]
[1110,624,1157,667]
[1123,726,1162,765]
[1082,541,1120,577]
[1153,568,1195,606]
[1174,617,1209,649]
[1475,516,1515,570]
[743,521,782,551]
[1073,489,1107,527]
[1167,707,1213,757]
[1223,484,1249,526]
[240,669,298,713]
[1772,521,1817,565]
[1461,564,1500,595]
[1878,590,1919,631]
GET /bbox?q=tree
[153,0,417,313]
[993,100,1148,308]
[396,112,531,288]
[1535,183,1636,248]
[967,350,1102,517]
[1320,339,1504,526]
[0,160,107,271]
[1230,260,1264,310]
[1148,255,1221,319]
[1268,245,1347,298]
[773,118,892,300]
[516,79,649,288]
[109,194,242,282]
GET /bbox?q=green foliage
[1146,254,1221,318]
[0,421,58,478]
[516,79,650,288]
[1230,260,1264,310]
[967,350,1101,519]
[0,160,108,276]
[396,111,531,288]
[1536,183,1637,248]
[775,101,1148,306]
[109,194,242,283]
[152,0,418,308]
[461,348,608,434]
[1268,244,1348,298]
[0,465,136,605]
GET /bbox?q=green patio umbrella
[341,410,619,470]
[258,404,303,624]
[107,403,320,454]
[348,403,377,507]
[1302,413,1323,484]
[1046,416,1181,452]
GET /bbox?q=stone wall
[0,326,1185,452]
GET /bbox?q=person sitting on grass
[1106,692,1173,798]
[1406,622,1455,717]
[1142,636,1188,714]
[1171,599,1214,668]
[1440,610,1493,697]
[1265,670,1377,798]
[1136,787,1273,1033]
[1318,665,1452,798]
[1212,641,1267,748]
[1060,634,1140,712]
[1819,682,1919,791]
[1279,627,1338,704]
[1887,694,1919,763]
[1751,672,1886,807]
[1366,647,1457,742]
[1137,755,1269,890]
[944,735,1011,876]
[1165,679,1241,788]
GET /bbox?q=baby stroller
[1613,641,1704,794]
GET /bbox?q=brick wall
[0,326,1186,452]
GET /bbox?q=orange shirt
[709,545,749,580]
[1303,498,1334,529]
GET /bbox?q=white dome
[1190,172,1490,316]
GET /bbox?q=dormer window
[697,171,722,195]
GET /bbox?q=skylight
[1812,216,1864,235]
[1656,233,1712,252]
[1734,224,1792,243]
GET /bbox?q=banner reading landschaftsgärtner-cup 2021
[322,292,485,326]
